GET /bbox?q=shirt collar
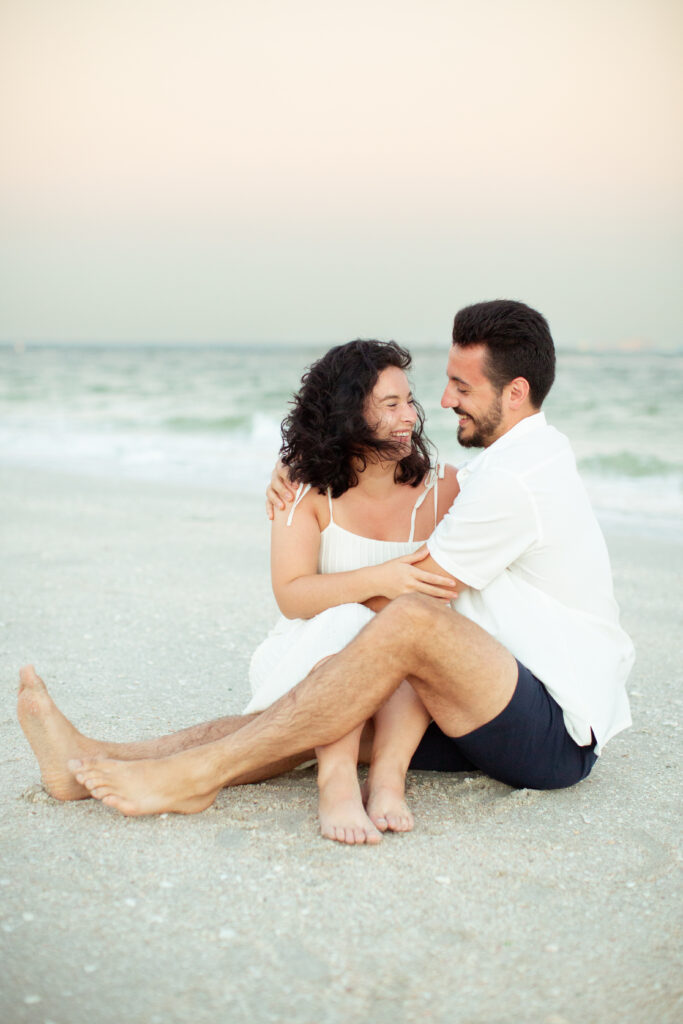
[485,410,547,453]
[457,412,547,482]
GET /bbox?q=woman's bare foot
[17,665,101,801]
[69,752,221,817]
[365,764,414,833]
[317,762,382,845]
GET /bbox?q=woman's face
[364,366,418,456]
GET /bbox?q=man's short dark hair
[452,299,556,408]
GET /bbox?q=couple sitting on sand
[18,299,635,845]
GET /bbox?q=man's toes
[80,774,105,793]
[102,795,135,815]
[19,665,42,692]
[90,785,113,800]
[71,756,104,771]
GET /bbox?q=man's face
[441,344,505,448]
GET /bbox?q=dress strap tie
[433,462,444,525]
[408,464,443,541]
[286,482,312,526]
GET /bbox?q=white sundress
[244,466,444,713]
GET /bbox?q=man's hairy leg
[17,665,314,801]
[72,596,517,816]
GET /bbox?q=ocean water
[1,342,681,538]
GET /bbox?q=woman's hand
[266,459,296,520]
[371,546,458,602]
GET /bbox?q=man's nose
[440,388,451,409]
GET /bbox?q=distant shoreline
[1,339,681,355]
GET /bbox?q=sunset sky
[1,0,681,348]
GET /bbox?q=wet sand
[1,465,681,1023]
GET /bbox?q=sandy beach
[2,463,681,1024]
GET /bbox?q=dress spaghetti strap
[291,465,443,534]
[408,464,442,542]
[286,482,312,526]
[433,462,445,527]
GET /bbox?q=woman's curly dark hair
[280,339,433,497]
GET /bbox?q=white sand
[1,465,681,1024]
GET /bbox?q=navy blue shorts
[409,660,597,790]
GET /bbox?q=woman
[247,339,459,845]
[17,339,458,832]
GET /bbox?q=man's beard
[456,394,503,448]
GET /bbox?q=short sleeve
[427,466,538,590]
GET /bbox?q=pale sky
[1,0,681,348]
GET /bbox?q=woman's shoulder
[435,463,460,516]
[272,482,330,530]
[424,461,458,486]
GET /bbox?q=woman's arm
[270,491,458,620]
[360,465,463,614]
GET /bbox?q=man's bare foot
[17,665,101,801]
[365,764,414,833]
[317,762,382,845]
[69,753,221,817]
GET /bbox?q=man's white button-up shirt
[428,412,634,752]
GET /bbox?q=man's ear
[507,376,530,410]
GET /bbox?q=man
[20,300,634,820]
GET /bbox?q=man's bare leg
[17,666,313,801]
[365,681,430,833]
[71,596,518,816]
[316,725,382,845]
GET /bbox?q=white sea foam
[1,343,681,537]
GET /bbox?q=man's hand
[266,459,296,520]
